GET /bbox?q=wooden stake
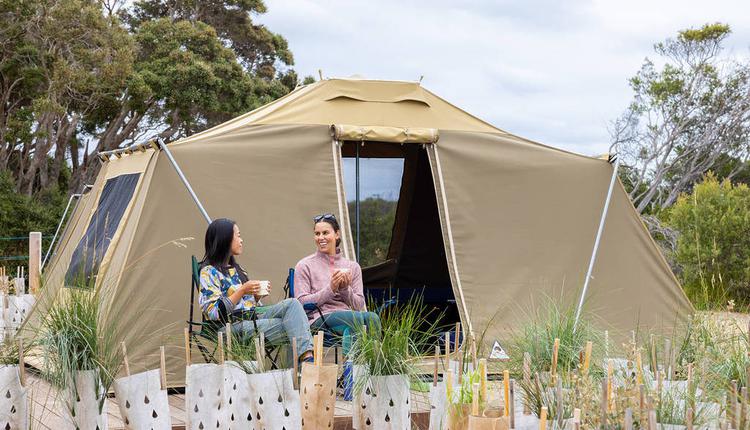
[686,407,693,430]
[28,232,40,295]
[472,383,480,416]
[650,334,657,373]
[503,369,510,417]
[573,408,581,424]
[445,332,451,359]
[160,346,167,390]
[314,331,323,366]
[226,323,232,360]
[457,342,465,384]
[625,408,633,430]
[254,338,263,372]
[455,322,461,360]
[741,386,748,430]
[470,334,477,368]
[479,359,487,401]
[509,379,516,429]
[18,339,25,387]
[555,376,563,425]
[664,338,671,380]
[728,385,736,430]
[434,345,440,387]
[292,337,298,390]
[184,327,191,366]
[551,338,560,379]
[218,332,225,364]
[600,378,608,428]
[639,385,646,430]
[583,340,592,374]
[539,406,548,430]
[732,380,739,430]
[121,342,130,376]
[523,352,531,415]
[648,408,657,430]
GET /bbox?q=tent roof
[172,78,507,146]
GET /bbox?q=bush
[0,170,66,258]
[665,173,750,308]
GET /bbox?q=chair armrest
[303,302,319,312]
[376,298,397,314]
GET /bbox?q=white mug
[258,280,270,296]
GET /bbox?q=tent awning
[330,124,439,144]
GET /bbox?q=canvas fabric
[35,79,693,388]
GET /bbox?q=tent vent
[330,124,439,144]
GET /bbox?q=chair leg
[193,334,217,363]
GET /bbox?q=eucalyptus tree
[612,23,750,214]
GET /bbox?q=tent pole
[42,183,92,269]
[574,157,621,329]
[355,142,361,262]
[157,139,212,224]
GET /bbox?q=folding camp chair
[186,256,280,366]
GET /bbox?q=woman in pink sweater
[293,213,381,336]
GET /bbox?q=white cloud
[258,0,750,156]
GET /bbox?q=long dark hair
[202,218,248,282]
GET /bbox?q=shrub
[665,173,750,308]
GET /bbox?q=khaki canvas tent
[37,78,692,386]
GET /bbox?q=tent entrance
[341,142,460,325]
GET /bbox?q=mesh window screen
[65,173,140,286]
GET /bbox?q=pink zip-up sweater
[293,249,366,323]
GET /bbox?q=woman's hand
[241,280,262,296]
[330,269,352,292]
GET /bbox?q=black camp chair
[186,256,279,365]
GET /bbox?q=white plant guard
[113,369,171,430]
[300,363,337,430]
[6,295,34,331]
[0,365,28,430]
[448,360,474,377]
[0,306,6,343]
[223,361,255,429]
[64,370,108,430]
[246,369,301,430]
[428,381,448,430]
[354,374,410,430]
[185,363,225,430]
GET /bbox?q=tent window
[65,173,140,286]
[343,157,404,267]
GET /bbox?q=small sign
[489,341,509,360]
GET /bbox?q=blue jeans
[311,311,381,354]
[225,298,313,363]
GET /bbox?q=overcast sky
[258,0,750,156]
[257,1,750,199]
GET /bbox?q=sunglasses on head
[313,213,337,223]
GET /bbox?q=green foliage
[0,170,66,257]
[508,299,604,378]
[350,296,443,387]
[664,173,750,308]
[348,197,397,267]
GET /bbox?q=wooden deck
[25,371,433,430]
